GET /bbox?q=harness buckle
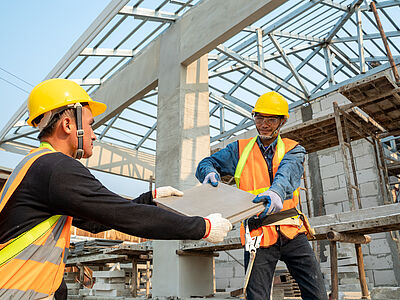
[76,129,84,137]
[244,222,263,253]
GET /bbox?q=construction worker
[0,78,232,299]
[196,92,327,300]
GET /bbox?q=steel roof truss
[118,6,178,23]
[269,33,310,98]
[135,122,157,150]
[216,45,306,99]
[325,0,364,43]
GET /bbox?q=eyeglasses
[254,115,282,125]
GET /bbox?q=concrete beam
[0,140,155,182]
[90,38,160,127]
[83,141,155,182]
[178,0,288,65]
[90,0,288,127]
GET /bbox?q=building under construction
[1,0,400,299]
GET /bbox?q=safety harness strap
[74,103,84,159]
[246,208,299,231]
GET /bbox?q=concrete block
[320,162,345,178]
[370,287,400,300]
[359,181,378,197]
[66,283,81,289]
[215,278,229,290]
[215,266,234,279]
[361,196,380,208]
[339,283,372,292]
[369,239,391,255]
[311,100,322,114]
[337,266,359,273]
[340,277,361,285]
[356,155,375,171]
[216,251,229,261]
[95,277,125,284]
[325,203,343,214]
[357,168,378,184]
[79,289,94,296]
[342,201,351,212]
[92,283,125,290]
[337,246,356,258]
[319,152,337,166]
[94,289,130,297]
[351,140,373,157]
[322,176,340,191]
[338,175,346,188]
[373,269,397,286]
[371,232,387,239]
[233,265,245,278]
[334,149,343,163]
[324,188,348,204]
[228,277,245,290]
[364,254,393,270]
[92,270,125,278]
[337,257,357,266]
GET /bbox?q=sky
[0,1,149,197]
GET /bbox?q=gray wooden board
[155,183,262,224]
[180,203,400,251]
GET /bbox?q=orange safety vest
[0,147,73,299]
[238,136,307,247]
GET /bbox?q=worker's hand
[202,172,220,187]
[252,190,283,219]
[154,186,184,198]
[203,213,232,243]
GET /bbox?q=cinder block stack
[89,270,130,297]
[321,244,372,293]
[64,270,80,296]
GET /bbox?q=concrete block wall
[309,93,400,289]
[214,248,245,292]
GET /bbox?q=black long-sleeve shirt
[0,151,206,243]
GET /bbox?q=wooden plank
[180,203,400,252]
[155,183,261,224]
[340,75,400,133]
[66,253,129,265]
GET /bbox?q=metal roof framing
[1,0,399,160]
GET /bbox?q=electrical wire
[0,66,34,87]
[0,76,30,94]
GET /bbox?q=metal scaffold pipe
[370,1,400,85]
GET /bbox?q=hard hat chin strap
[73,103,84,160]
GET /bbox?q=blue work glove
[202,172,220,187]
[252,190,283,219]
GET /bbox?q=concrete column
[156,36,210,190]
[153,24,212,298]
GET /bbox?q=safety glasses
[253,115,282,126]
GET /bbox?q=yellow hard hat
[27,78,107,127]
[252,91,289,118]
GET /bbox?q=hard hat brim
[27,99,107,127]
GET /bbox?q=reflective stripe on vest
[0,147,72,298]
[234,135,285,194]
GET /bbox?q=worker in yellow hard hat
[0,78,232,299]
[196,91,327,300]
